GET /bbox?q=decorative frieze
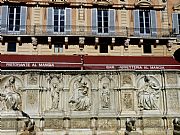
[0,70,179,134]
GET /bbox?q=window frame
[54,44,63,53]
[7,42,16,52]
[139,10,151,35]
[53,8,66,34]
[143,44,152,54]
[97,9,109,34]
[8,6,21,32]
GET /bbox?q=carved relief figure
[101,83,110,108]
[0,76,21,111]
[28,74,38,85]
[173,118,180,135]
[51,83,60,110]
[122,75,132,87]
[137,76,160,110]
[125,117,136,135]
[123,93,133,110]
[69,77,91,111]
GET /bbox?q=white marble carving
[46,74,63,111]
[101,83,110,109]
[0,76,22,111]
[137,76,160,110]
[69,76,91,111]
[51,83,60,110]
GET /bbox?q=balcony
[0,25,176,39]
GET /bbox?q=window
[92,8,115,34]
[98,9,109,33]
[134,10,157,36]
[143,44,152,54]
[172,13,180,34]
[54,9,65,32]
[54,44,63,53]
[7,42,16,52]
[8,6,21,31]
[47,8,71,33]
[139,10,150,34]
[100,44,108,53]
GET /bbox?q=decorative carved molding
[173,4,180,11]
[93,0,113,6]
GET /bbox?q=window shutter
[47,7,53,34]
[92,8,97,34]
[1,5,8,34]
[66,8,71,34]
[109,9,115,35]
[20,6,27,34]
[150,10,157,37]
[172,13,179,34]
[134,10,140,36]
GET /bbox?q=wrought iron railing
[0,25,176,38]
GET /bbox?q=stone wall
[0,70,180,135]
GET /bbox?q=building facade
[0,0,180,135]
[0,0,179,56]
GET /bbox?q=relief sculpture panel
[0,71,179,135]
[45,74,64,111]
[137,76,161,111]
[0,76,22,111]
[167,89,179,113]
[69,76,91,111]
[122,92,133,111]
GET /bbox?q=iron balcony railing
[0,25,177,38]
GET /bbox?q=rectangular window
[54,9,65,32]
[100,44,108,53]
[7,42,16,52]
[143,44,152,54]
[54,44,63,53]
[8,6,21,31]
[98,9,108,33]
[139,10,150,34]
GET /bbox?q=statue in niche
[125,117,136,135]
[137,76,160,110]
[69,77,91,111]
[0,76,21,111]
[173,118,180,135]
[51,83,60,110]
[101,83,110,109]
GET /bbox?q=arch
[135,0,152,6]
